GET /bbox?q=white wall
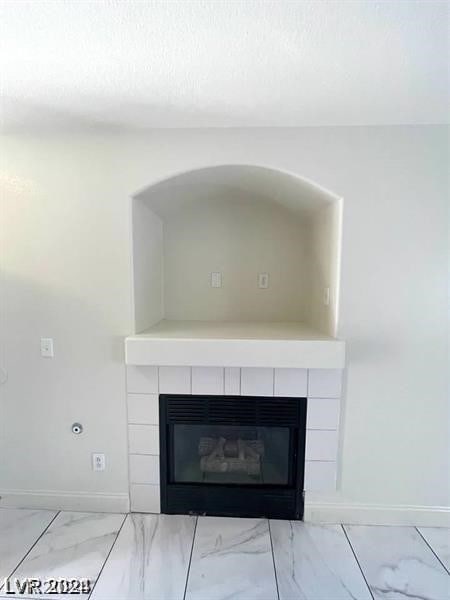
[0,141,132,509]
[0,127,448,518]
[132,198,164,332]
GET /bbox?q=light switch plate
[40,338,54,358]
[258,273,269,289]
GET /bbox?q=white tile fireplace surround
[126,366,342,513]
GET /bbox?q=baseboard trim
[0,489,130,513]
[1,490,447,526]
[305,501,450,527]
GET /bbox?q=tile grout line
[267,519,280,600]
[0,510,61,591]
[183,516,198,600]
[125,368,133,512]
[341,524,375,600]
[415,526,450,575]
[87,513,128,600]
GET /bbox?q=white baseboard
[0,489,130,513]
[1,490,447,527]
[305,501,450,527]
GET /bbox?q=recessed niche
[131,165,342,340]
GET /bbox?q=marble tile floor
[0,508,448,600]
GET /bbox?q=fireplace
[159,394,307,520]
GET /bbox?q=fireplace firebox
[159,394,307,520]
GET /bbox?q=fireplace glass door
[159,394,307,519]
[172,424,292,486]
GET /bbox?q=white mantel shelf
[125,320,345,369]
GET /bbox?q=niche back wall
[163,198,308,322]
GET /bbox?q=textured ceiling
[0,0,448,132]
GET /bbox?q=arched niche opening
[131,165,343,340]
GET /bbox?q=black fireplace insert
[159,394,307,520]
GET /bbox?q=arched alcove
[129,165,343,356]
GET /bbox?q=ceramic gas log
[199,437,264,476]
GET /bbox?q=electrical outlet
[92,453,106,471]
[211,272,222,288]
[258,273,269,289]
[40,338,54,358]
